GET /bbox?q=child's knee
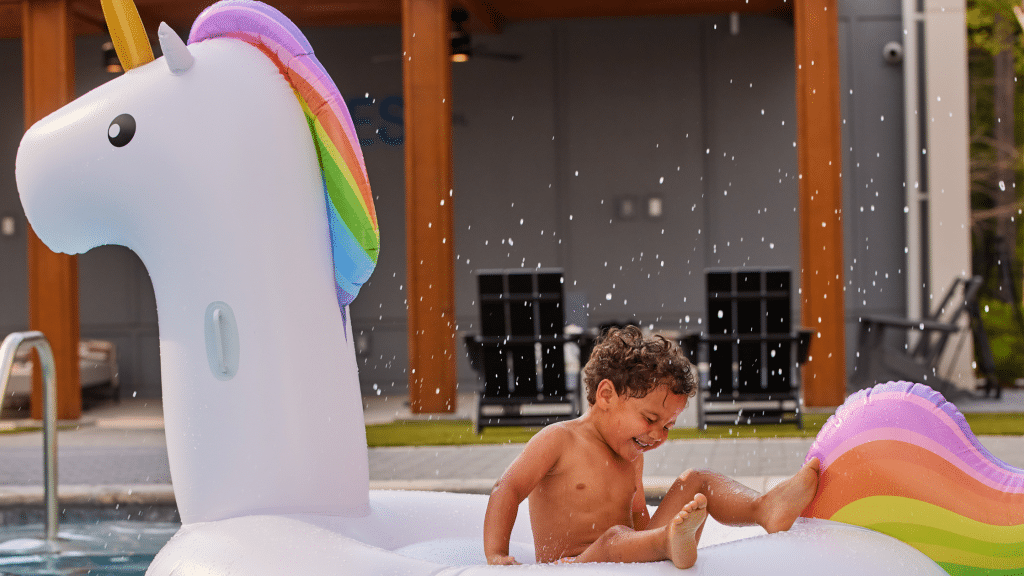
[673,469,702,489]
[576,525,634,564]
[672,469,720,498]
[597,524,632,546]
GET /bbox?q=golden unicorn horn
[101,0,154,71]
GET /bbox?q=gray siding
[0,38,27,339]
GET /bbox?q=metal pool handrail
[0,331,59,543]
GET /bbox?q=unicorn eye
[108,114,136,147]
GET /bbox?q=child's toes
[666,504,706,569]
[683,493,708,513]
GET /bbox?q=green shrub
[977,296,1024,384]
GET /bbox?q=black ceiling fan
[449,7,521,63]
[371,7,522,64]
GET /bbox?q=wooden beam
[69,1,104,29]
[402,0,456,413]
[3,0,794,38]
[1,3,20,37]
[794,0,845,407]
[494,0,789,20]
[1,2,104,39]
[282,0,401,27]
[455,0,503,34]
[22,0,81,420]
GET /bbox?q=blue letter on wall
[379,96,404,147]
[347,96,376,147]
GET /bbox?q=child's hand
[487,554,520,565]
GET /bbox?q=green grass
[0,423,82,435]
[365,412,1024,447]
[366,420,541,447]
[958,412,1024,435]
[366,416,831,447]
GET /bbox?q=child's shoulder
[527,419,585,450]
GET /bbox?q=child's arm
[483,425,567,565]
[631,455,651,530]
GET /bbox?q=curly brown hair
[582,325,696,405]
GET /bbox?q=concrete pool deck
[0,390,1022,509]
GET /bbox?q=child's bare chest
[549,447,637,516]
[526,427,645,560]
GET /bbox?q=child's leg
[649,458,819,540]
[572,494,707,569]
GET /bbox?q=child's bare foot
[759,457,820,533]
[666,493,707,569]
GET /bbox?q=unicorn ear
[158,22,194,75]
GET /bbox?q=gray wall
[838,3,908,364]
[0,39,27,341]
[0,6,907,402]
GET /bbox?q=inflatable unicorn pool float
[12,0,1022,573]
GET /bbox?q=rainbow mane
[188,0,379,314]
[804,381,1024,575]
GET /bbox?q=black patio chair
[465,269,581,432]
[685,269,810,429]
[849,275,995,399]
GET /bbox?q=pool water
[0,522,178,575]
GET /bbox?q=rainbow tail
[189,0,379,315]
[803,381,1024,575]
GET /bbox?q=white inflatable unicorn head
[16,0,378,523]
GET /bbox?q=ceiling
[0,0,791,39]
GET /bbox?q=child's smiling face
[598,381,688,461]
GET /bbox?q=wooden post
[22,0,81,420]
[794,0,845,407]
[402,0,457,413]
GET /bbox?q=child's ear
[595,379,617,408]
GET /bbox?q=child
[483,325,820,568]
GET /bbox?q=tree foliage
[967,0,1024,68]
[967,0,1024,384]
[966,0,1024,62]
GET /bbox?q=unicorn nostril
[108,114,136,147]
